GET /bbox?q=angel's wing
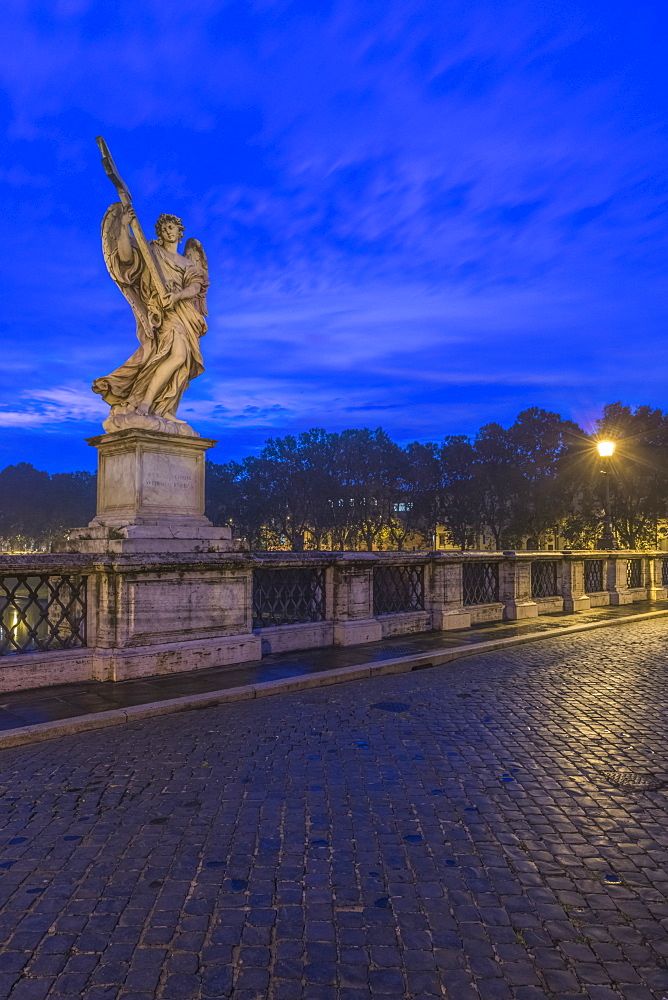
[183,237,209,318]
[101,202,156,344]
[184,237,208,276]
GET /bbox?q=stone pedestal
[561,557,591,613]
[648,557,668,600]
[607,556,634,605]
[68,429,233,554]
[332,561,382,646]
[427,561,471,630]
[90,556,260,680]
[500,554,538,620]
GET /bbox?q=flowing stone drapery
[93,203,209,437]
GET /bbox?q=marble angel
[92,138,209,437]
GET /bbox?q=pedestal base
[333,619,383,646]
[609,590,635,605]
[67,428,237,554]
[563,595,591,613]
[68,523,233,555]
[93,634,261,681]
[432,608,472,630]
[503,600,539,620]
[102,410,199,438]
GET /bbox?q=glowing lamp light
[597,440,615,457]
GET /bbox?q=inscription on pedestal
[141,452,197,512]
[93,431,211,521]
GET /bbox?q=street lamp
[596,440,617,549]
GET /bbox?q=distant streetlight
[596,440,617,549]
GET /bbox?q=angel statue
[92,138,209,437]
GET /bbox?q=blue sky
[1,0,667,471]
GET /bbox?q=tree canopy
[0,463,96,549]
[205,404,668,551]
[4,401,668,552]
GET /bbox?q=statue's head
[155,213,185,244]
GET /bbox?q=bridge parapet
[0,549,665,693]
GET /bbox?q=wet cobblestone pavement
[0,618,667,999]
[0,600,666,732]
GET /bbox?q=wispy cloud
[0,387,106,429]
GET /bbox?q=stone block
[257,622,334,655]
[92,428,212,525]
[378,611,431,638]
[500,556,537,620]
[504,601,539,620]
[68,428,234,554]
[609,590,635,606]
[333,618,382,646]
[563,595,591,613]
[432,608,472,630]
[91,562,254,649]
[92,633,261,681]
[467,602,504,624]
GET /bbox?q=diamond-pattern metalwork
[662,558,668,587]
[584,559,604,594]
[462,562,499,606]
[531,560,558,599]
[252,568,326,628]
[0,575,87,655]
[627,558,642,589]
[373,565,424,616]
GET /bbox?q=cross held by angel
[92,138,209,437]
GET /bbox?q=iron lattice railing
[584,559,604,594]
[627,558,642,589]
[531,560,558,599]
[373,565,424,615]
[252,568,326,628]
[462,562,499,606]
[0,575,87,655]
[662,559,668,587]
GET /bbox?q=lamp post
[596,440,617,550]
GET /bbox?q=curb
[1,607,667,750]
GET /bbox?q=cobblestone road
[1,620,668,1000]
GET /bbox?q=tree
[505,408,583,546]
[333,429,408,551]
[593,403,668,548]
[471,423,525,549]
[47,472,97,536]
[207,458,282,549]
[437,436,483,548]
[0,463,51,545]
[258,430,340,551]
[0,464,96,547]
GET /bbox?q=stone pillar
[561,556,591,613]
[427,558,471,630]
[90,555,261,681]
[607,555,634,605]
[68,429,233,554]
[648,555,668,600]
[331,558,382,646]
[500,553,538,620]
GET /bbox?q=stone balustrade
[0,549,666,694]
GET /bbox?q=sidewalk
[1,599,667,748]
